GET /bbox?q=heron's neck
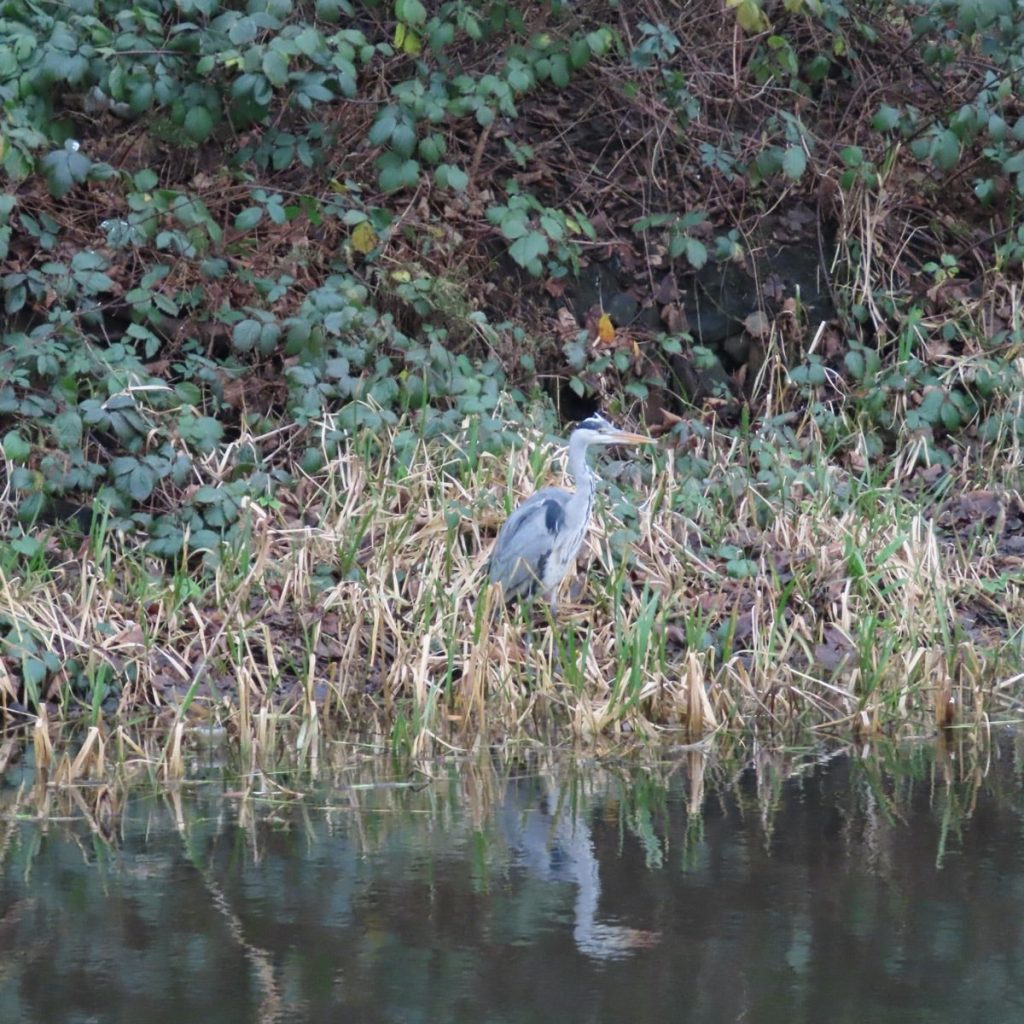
[567,434,596,508]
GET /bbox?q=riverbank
[3,407,1022,755]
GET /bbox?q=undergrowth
[2,1,1024,747]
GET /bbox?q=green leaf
[234,207,263,230]
[397,0,427,28]
[368,106,399,146]
[391,120,417,158]
[233,319,262,351]
[1002,151,1024,174]
[295,27,323,56]
[844,350,865,379]
[128,462,158,501]
[585,30,611,56]
[435,164,468,191]
[377,154,420,192]
[939,399,962,431]
[316,0,343,22]
[133,169,158,191]
[725,557,759,578]
[39,142,93,198]
[781,146,806,180]
[840,146,863,168]
[12,535,43,559]
[229,16,259,44]
[974,178,996,204]
[497,210,529,240]
[507,64,533,92]
[682,237,707,270]
[3,430,31,462]
[550,53,570,88]
[930,130,960,171]
[22,656,47,689]
[539,214,564,241]
[183,416,224,452]
[871,104,900,131]
[988,114,1007,141]
[508,231,549,268]
[129,79,154,113]
[176,382,202,405]
[184,106,214,142]
[418,134,445,164]
[570,37,590,68]
[263,50,290,88]
[257,322,281,355]
[71,251,107,271]
[112,458,159,502]
[74,271,115,292]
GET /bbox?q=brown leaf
[554,307,579,342]
[812,625,855,674]
[661,303,689,335]
[763,274,786,302]
[820,325,845,360]
[654,273,679,305]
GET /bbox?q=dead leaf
[763,274,786,302]
[654,273,679,305]
[812,625,855,674]
[0,738,21,777]
[661,303,689,334]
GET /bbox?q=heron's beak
[608,431,657,445]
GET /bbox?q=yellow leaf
[394,23,421,55]
[727,0,769,32]
[597,313,615,345]
[390,270,412,283]
[351,221,378,254]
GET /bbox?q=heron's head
[571,414,656,448]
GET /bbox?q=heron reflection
[498,776,660,960]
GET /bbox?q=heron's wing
[488,487,570,599]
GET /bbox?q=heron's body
[488,415,653,612]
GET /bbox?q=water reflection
[499,774,660,959]
[1,732,1023,1023]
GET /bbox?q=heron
[488,413,656,613]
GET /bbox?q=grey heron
[488,414,655,612]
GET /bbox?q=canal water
[1,732,1023,1023]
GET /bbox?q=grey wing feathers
[488,487,570,599]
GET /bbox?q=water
[2,733,1024,1023]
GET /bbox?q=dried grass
[2,384,1022,757]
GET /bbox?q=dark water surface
[2,733,1024,1023]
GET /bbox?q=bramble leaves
[0,0,1021,573]
[39,142,92,198]
[782,146,806,180]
